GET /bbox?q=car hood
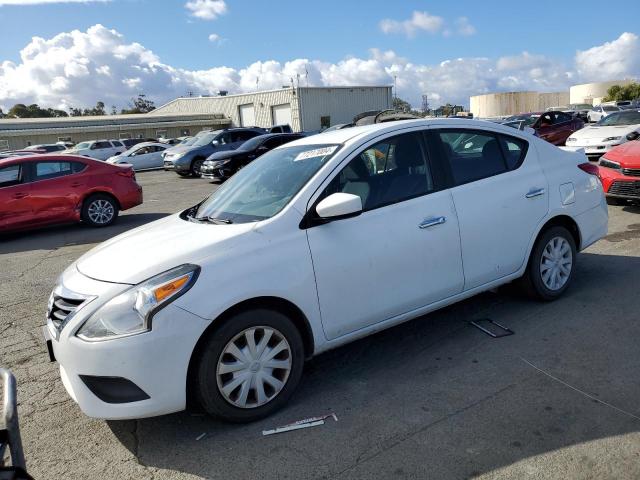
[207,150,244,162]
[75,213,256,284]
[603,141,640,166]
[570,125,639,140]
[164,144,195,156]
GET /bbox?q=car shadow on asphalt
[0,213,168,254]
[106,251,640,479]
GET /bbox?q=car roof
[290,118,531,148]
[131,142,167,148]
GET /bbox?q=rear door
[552,112,575,145]
[90,141,114,160]
[28,160,87,224]
[431,128,548,290]
[0,162,32,230]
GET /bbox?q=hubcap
[87,199,114,224]
[216,326,292,409]
[540,236,572,291]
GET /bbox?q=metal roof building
[150,86,393,132]
[0,86,392,150]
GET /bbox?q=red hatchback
[0,154,143,233]
[598,141,640,203]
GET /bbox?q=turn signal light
[153,275,190,302]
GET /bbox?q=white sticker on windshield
[294,146,338,161]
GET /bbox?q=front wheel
[194,309,304,422]
[81,194,119,227]
[191,158,204,177]
[521,226,576,301]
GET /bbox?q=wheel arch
[529,215,582,261]
[186,296,315,404]
[81,190,121,210]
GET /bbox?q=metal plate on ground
[470,319,514,338]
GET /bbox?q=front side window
[437,130,509,185]
[192,144,340,223]
[35,161,73,180]
[0,164,22,188]
[598,111,640,126]
[320,133,433,211]
[92,141,111,150]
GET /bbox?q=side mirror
[211,140,220,146]
[316,193,362,220]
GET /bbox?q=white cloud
[455,17,476,36]
[185,0,227,20]
[575,32,640,82]
[0,0,109,4]
[208,33,220,42]
[380,11,444,37]
[0,25,638,112]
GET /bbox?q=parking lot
[1,170,640,479]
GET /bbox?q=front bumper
[200,164,232,180]
[567,141,623,159]
[45,267,210,420]
[164,156,191,172]
[599,167,640,200]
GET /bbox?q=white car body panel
[47,119,608,419]
[65,140,126,160]
[566,123,640,156]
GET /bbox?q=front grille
[622,168,640,177]
[608,180,640,198]
[47,292,87,331]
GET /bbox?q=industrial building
[150,86,393,132]
[470,79,638,118]
[0,86,392,151]
[469,91,570,118]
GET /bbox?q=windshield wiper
[188,215,233,224]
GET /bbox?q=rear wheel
[194,309,304,422]
[81,194,119,227]
[176,171,191,177]
[521,226,576,301]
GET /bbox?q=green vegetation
[603,82,640,102]
[6,103,68,118]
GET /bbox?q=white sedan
[44,119,607,422]
[587,105,620,122]
[566,110,640,160]
[106,142,169,170]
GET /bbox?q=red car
[505,111,584,146]
[0,154,143,233]
[598,141,640,203]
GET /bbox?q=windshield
[181,137,196,146]
[602,106,620,112]
[74,142,91,150]
[506,114,539,126]
[597,111,640,126]
[192,131,220,147]
[193,144,340,223]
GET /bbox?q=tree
[121,94,156,114]
[7,103,68,118]
[392,96,424,117]
[603,82,640,102]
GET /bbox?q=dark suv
[163,128,265,177]
[200,133,305,181]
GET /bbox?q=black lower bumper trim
[80,375,150,404]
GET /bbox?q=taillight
[578,162,600,179]
[116,168,135,180]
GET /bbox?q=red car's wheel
[81,193,119,227]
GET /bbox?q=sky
[0,0,639,112]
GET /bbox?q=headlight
[76,264,199,342]
[212,159,231,167]
[603,137,622,142]
[599,158,621,170]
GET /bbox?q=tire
[521,226,576,301]
[194,309,304,423]
[81,193,119,227]
[606,197,624,206]
[191,158,204,177]
[176,171,191,178]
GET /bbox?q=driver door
[305,131,464,340]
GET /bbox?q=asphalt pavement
[1,170,639,479]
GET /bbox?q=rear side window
[233,131,259,142]
[111,141,124,148]
[72,161,86,173]
[321,132,434,211]
[499,136,528,170]
[437,130,507,185]
[0,164,23,188]
[35,161,74,180]
[93,141,111,149]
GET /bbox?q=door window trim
[300,128,444,229]
[0,163,24,188]
[26,160,83,184]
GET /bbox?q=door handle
[13,192,28,199]
[525,188,545,198]
[419,216,446,229]
[70,182,83,187]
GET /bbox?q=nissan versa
[44,119,608,422]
